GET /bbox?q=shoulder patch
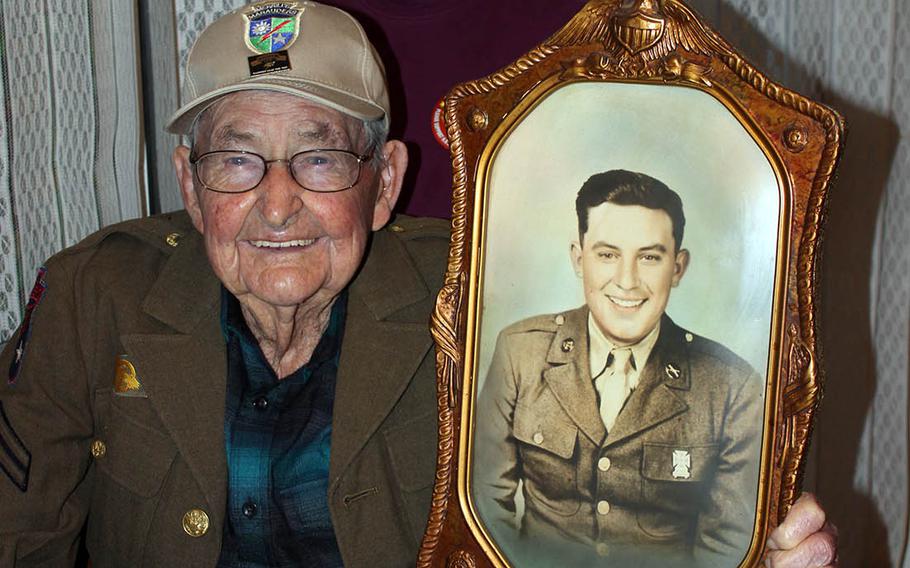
[0,402,31,492]
[8,266,48,385]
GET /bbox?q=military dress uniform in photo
[475,306,763,567]
[0,211,449,567]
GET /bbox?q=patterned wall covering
[0,0,146,344]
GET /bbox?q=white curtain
[0,0,146,344]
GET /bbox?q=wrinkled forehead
[193,90,364,150]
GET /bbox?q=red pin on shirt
[430,98,449,151]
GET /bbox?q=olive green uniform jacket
[0,211,448,567]
[475,306,763,567]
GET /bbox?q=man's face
[571,203,689,347]
[173,91,405,308]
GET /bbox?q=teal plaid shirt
[217,288,346,567]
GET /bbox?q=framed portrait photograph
[418,1,844,567]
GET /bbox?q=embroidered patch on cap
[248,50,291,76]
[243,2,303,55]
[0,402,31,492]
[8,266,48,385]
[113,354,147,398]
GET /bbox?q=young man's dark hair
[575,169,686,250]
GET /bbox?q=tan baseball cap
[166,1,389,135]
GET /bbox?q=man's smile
[607,295,646,308]
[247,238,316,249]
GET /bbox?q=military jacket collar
[544,306,692,448]
[119,213,435,536]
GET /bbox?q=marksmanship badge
[671,449,691,479]
[243,2,303,55]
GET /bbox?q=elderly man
[0,3,443,566]
[0,2,835,567]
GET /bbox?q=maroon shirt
[324,0,585,218]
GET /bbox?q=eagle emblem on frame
[550,0,728,64]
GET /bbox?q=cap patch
[243,2,303,55]
[249,50,291,77]
[8,266,48,385]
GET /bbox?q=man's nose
[614,257,640,290]
[256,162,304,227]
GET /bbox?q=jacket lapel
[115,223,437,516]
[120,230,228,525]
[329,230,434,483]
[542,307,607,446]
[604,316,689,448]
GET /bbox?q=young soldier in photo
[477,170,763,567]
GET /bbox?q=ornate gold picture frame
[419,1,844,567]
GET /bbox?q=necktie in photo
[594,348,634,432]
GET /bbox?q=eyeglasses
[189,149,373,193]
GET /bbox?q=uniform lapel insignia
[665,362,681,380]
[672,449,691,479]
[113,354,147,397]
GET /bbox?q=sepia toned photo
[470,82,781,567]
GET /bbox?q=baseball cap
[166,1,389,134]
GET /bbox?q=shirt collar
[220,287,348,386]
[587,313,661,380]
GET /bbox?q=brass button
[554,314,565,325]
[597,457,611,472]
[165,232,182,247]
[389,224,404,233]
[596,542,609,557]
[90,440,106,458]
[532,432,544,445]
[182,508,210,537]
[597,500,611,515]
[685,332,694,343]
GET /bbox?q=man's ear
[671,248,690,287]
[371,140,407,231]
[570,240,584,278]
[172,145,205,233]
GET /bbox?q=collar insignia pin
[243,2,303,55]
[561,338,575,352]
[672,449,691,479]
[665,363,681,379]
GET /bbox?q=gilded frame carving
[419,1,844,566]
